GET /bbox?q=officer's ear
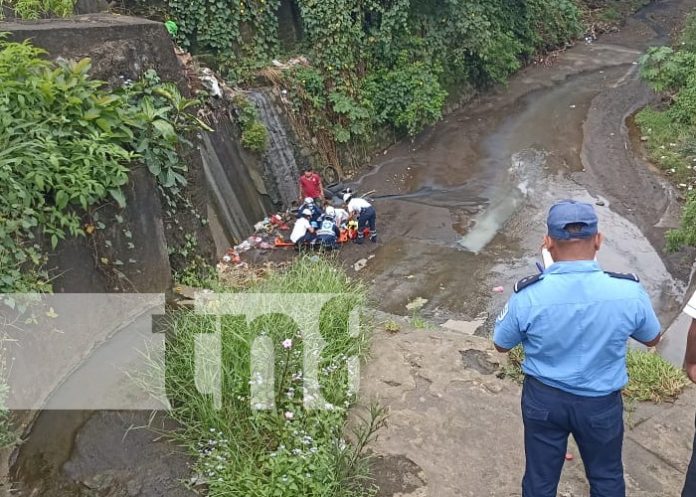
[543,235,554,250]
[594,232,603,252]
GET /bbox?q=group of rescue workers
[289,192,377,248]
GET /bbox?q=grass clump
[497,346,689,404]
[624,349,689,403]
[498,345,526,384]
[158,256,382,496]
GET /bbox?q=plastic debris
[200,68,222,98]
[405,297,428,311]
[565,453,574,461]
[353,258,368,272]
[492,286,504,293]
[165,20,178,37]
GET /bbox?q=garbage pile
[217,212,293,272]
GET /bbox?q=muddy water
[351,0,696,364]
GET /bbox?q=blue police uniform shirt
[493,260,661,397]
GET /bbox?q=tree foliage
[169,0,583,145]
[0,38,206,293]
[637,13,696,250]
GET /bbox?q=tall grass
[157,256,381,496]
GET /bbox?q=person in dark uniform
[494,200,662,497]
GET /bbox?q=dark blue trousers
[682,413,696,497]
[522,376,625,497]
[357,206,376,238]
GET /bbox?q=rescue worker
[299,167,323,203]
[290,209,315,247]
[343,192,377,244]
[681,290,696,496]
[493,200,661,497]
[315,210,340,249]
[296,197,321,223]
[325,205,349,228]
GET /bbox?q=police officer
[493,200,661,497]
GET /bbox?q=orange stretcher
[275,227,371,248]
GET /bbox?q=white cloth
[334,208,349,226]
[684,290,696,319]
[290,217,312,243]
[347,197,372,216]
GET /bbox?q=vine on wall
[169,0,583,167]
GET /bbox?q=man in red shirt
[299,167,323,202]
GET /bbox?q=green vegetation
[498,346,688,403]
[498,345,526,383]
[169,0,584,165]
[624,349,689,402]
[0,38,208,293]
[637,12,696,250]
[0,0,74,19]
[233,95,269,154]
[156,257,383,496]
[383,319,400,334]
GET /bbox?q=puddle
[459,349,498,375]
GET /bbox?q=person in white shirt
[325,206,349,228]
[344,193,377,244]
[681,291,696,496]
[290,209,315,246]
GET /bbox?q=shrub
[366,59,447,136]
[233,95,269,153]
[241,120,269,153]
[0,38,208,293]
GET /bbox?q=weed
[384,320,400,334]
[496,346,688,405]
[410,311,427,329]
[151,257,379,496]
[498,345,525,384]
[624,349,689,403]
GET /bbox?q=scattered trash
[218,261,288,288]
[569,104,576,109]
[405,297,428,311]
[200,67,222,98]
[595,200,605,207]
[640,136,648,142]
[353,258,368,272]
[492,286,504,293]
[406,275,415,279]
[565,452,574,461]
